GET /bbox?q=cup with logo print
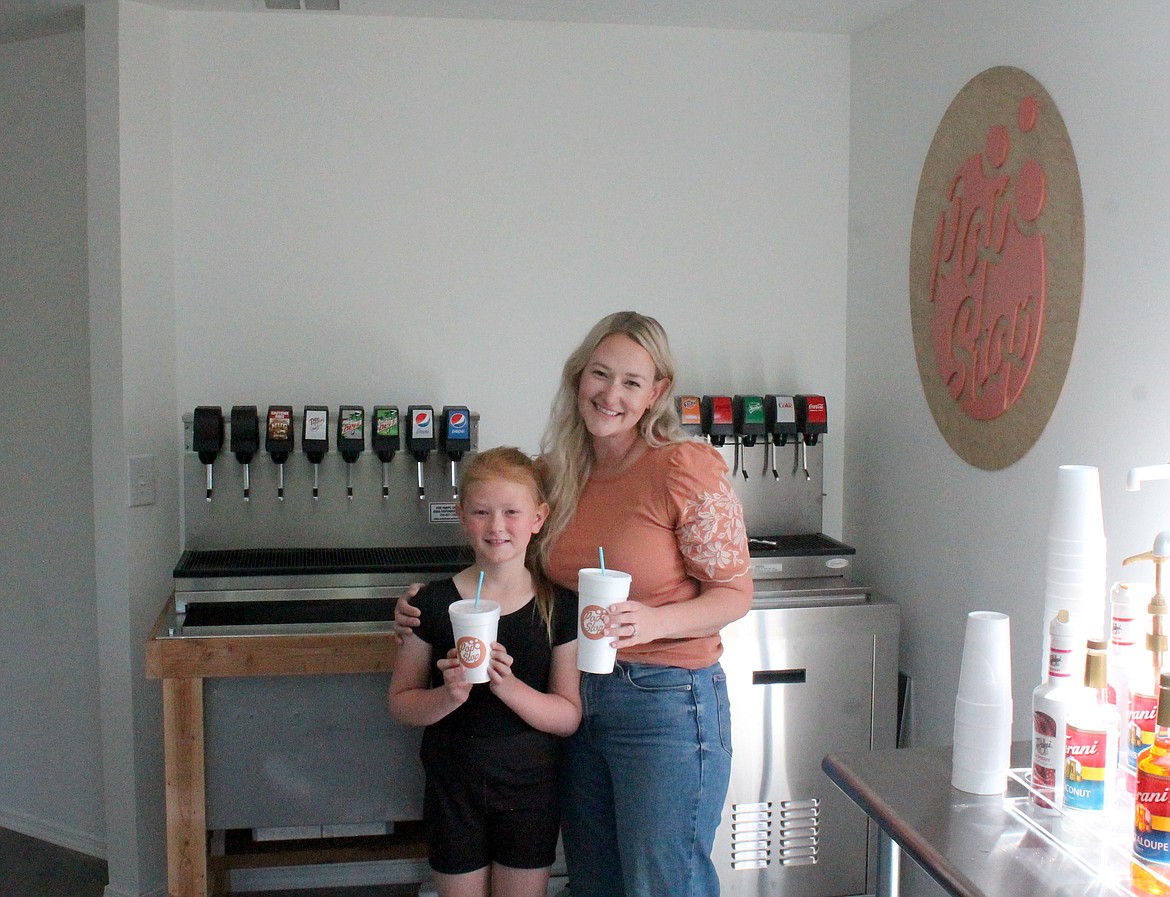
[577,568,632,674]
[448,599,501,684]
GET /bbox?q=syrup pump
[731,395,765,480]
[337,406,365,500]
[440,406,472,500]
[1124,533,1170,680]
[192,406,224,501]
[371,406,401,500]
[405,405,435,501]
[795,394,828,481]
[229,405,260,501]
[265,405,294,500]
[764,394,798,479]
[302,405,329,501]
[677,395,703,437]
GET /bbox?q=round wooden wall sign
[909,66,1084,470]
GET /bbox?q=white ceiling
[0,0,919,43]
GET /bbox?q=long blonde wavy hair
[538,311,685,565]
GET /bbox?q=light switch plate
[128,454,156,507]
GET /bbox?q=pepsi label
[412,409,434,439]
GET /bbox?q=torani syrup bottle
[1133,673,1170,894]
[1032,609,1078,809]
[1063,639,1119,813]
[1123,549,1169,798]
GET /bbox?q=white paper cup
[956,611,1011,705]
[448,599,500,684]
[954,697,1014,729]
[1048,465,1104,543]
[576,568,632,674]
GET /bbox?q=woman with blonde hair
[400,311,751,896]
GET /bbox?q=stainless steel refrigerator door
[715,599,899,897]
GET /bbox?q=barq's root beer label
[1064,724,1109,810]
[457,636,487,669]
[580,605,610,640]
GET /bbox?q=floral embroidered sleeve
[668,442,751,584]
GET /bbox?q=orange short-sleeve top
[545,440,750,669]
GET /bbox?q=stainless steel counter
[821,744,1141,897]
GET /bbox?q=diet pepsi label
[412,408,434,439]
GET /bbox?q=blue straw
[599,547,605,574]
[475,570,484,609]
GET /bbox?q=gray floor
[0,827,107,897]
[0,827,427,897]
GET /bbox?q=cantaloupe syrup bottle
[1133,673,1170,894]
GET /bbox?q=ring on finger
[631,623,638,637]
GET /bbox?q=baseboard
[0,803,105,858]
[103,886,165,897]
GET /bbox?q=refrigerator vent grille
[777,798,820,866]
[729,802,771,869]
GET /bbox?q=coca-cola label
[1135,769,1170,865]
[1129,692,1159,773]
[1064,723,1108,810]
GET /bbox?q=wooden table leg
[163,677,207,897]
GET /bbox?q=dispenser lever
[302,406,330,501]
[337,406,365,500]
[230,406,260,502]
[371,406,401,501]
[440,406,472,500]
[406,405,436,501]
[192,406,224,502]
[265,406,294,501]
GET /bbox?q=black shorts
[420,727,563,875]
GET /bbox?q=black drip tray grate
[747,533,855,557]
[182,597,393,628]
[174,545,474,578]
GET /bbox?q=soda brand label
[1064,723,1109,810]
[1135,772,1170,865]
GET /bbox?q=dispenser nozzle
[1127,463,1170,492]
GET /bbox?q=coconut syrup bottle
[1063,639,1119,813]
[1133,673,1170,895]
[1032,610,1078,809]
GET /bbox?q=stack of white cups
[1040,465,1107,682]
[952,610,1013,793]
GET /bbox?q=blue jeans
[562,661,732,897]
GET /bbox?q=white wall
[78,5,854,893]
[848,0,1170,755]
[0,25,105,856]
[166,10,852,540]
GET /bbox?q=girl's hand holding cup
[437,649,474,705]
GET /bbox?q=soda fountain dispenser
[677,395,703,437]
[192,406,224,502]
[337,406,365,500]
[405,405,436,501]
[440,406,472,500]
[371,406,401,500]
[701,395,734,443]
[795,394,828,481]
[229,406,260,502]
[264,405,294,501]
[764,394,798,480]
[302,405,329,501]
[732,395,766,481]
